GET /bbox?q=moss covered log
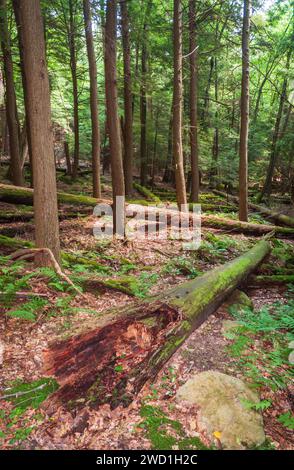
[213,189,294,228]
[201,215,294,237]
[133,183,161,204]
[43,240,270,410]
[0,183,109,208]
[250,274,294,285]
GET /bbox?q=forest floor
[0,169,293,450]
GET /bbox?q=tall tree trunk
[83,0,101,198]
[260,52,291,200]
[69,0,79,179]
[13,0,33,186]
[64,141,72,175]
[104,0,125,235]
[238,0,251,222]
[140,19,148,186]
[0,0,23,186]
[120,0,133,196]
[189,0,199,203]
[212,56,219,172]
[173,0,187,209]
[14,0,60,264]
[201,56,214,124]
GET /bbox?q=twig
[0,383,47,401]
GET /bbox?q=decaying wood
[43,240,270,410]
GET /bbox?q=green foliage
[227,298,294,391]
[241,398,272,411]
[6,297,48,321]
[3,378,59,413]
[277,412,294,430]
[139,404,209,450]
[0,259,34,306]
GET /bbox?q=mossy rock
[176,370,265,450]
[224,289,253,314]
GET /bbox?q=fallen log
[250,274,294,285]
[0,183,109,208]
[133,183,161,204]
[126,203,294,237]
[213,190,294,228]
[43,239,270,410]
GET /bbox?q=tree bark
[238,0,251,222]
[121,0,133,196]
[189,0,199,203]
[0,0,23,186]
[173,0,187,209]
[104,0,125,235]
[43,240,270,409]
[69,0,80,179]
[13,0,60,264]
[64,141,72,175]
[140,10,149,186]
[83,0,101,198]
[12,0,33,187]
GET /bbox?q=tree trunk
[0,0,23,186]
[173,0,187,209]
[104,0,125,235]
[238,0,251,222]
[43,240,270,409]
[140,19,148,186]
[201,56,214,124]
[13,0,60,264]
[83,0,101,198]
[64,141,72,175]
[121,0,133,196]
[189,0,199,203]
[260,51,291,200]
[69,0,80,179]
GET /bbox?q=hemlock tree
[14,0,60,263]
[121,0,133,196]
[104,0,125,235]
[173,0,187,209]
[238,0,251,222]
[83,0,101,198]
[189,0,199,203]
[0,0,23,186]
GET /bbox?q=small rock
[176,370,265,449]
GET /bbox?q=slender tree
[189,0,199,202]
[83,0,101,198]
[173,0,187,208]
[120,0,133,196]
[13,0,33,186]
[14,0,60,263]
[140,3,150,186]
[0,0,23,186]
[238,0,251,222]
[104,0,125,234]
[260,51,291,200]
[68,0,80,179]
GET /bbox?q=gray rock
[176,370,265,449]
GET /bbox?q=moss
[133,183,161,203]
[170,240,270,320]
[0,235,33,249]
[139,404,209,450]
